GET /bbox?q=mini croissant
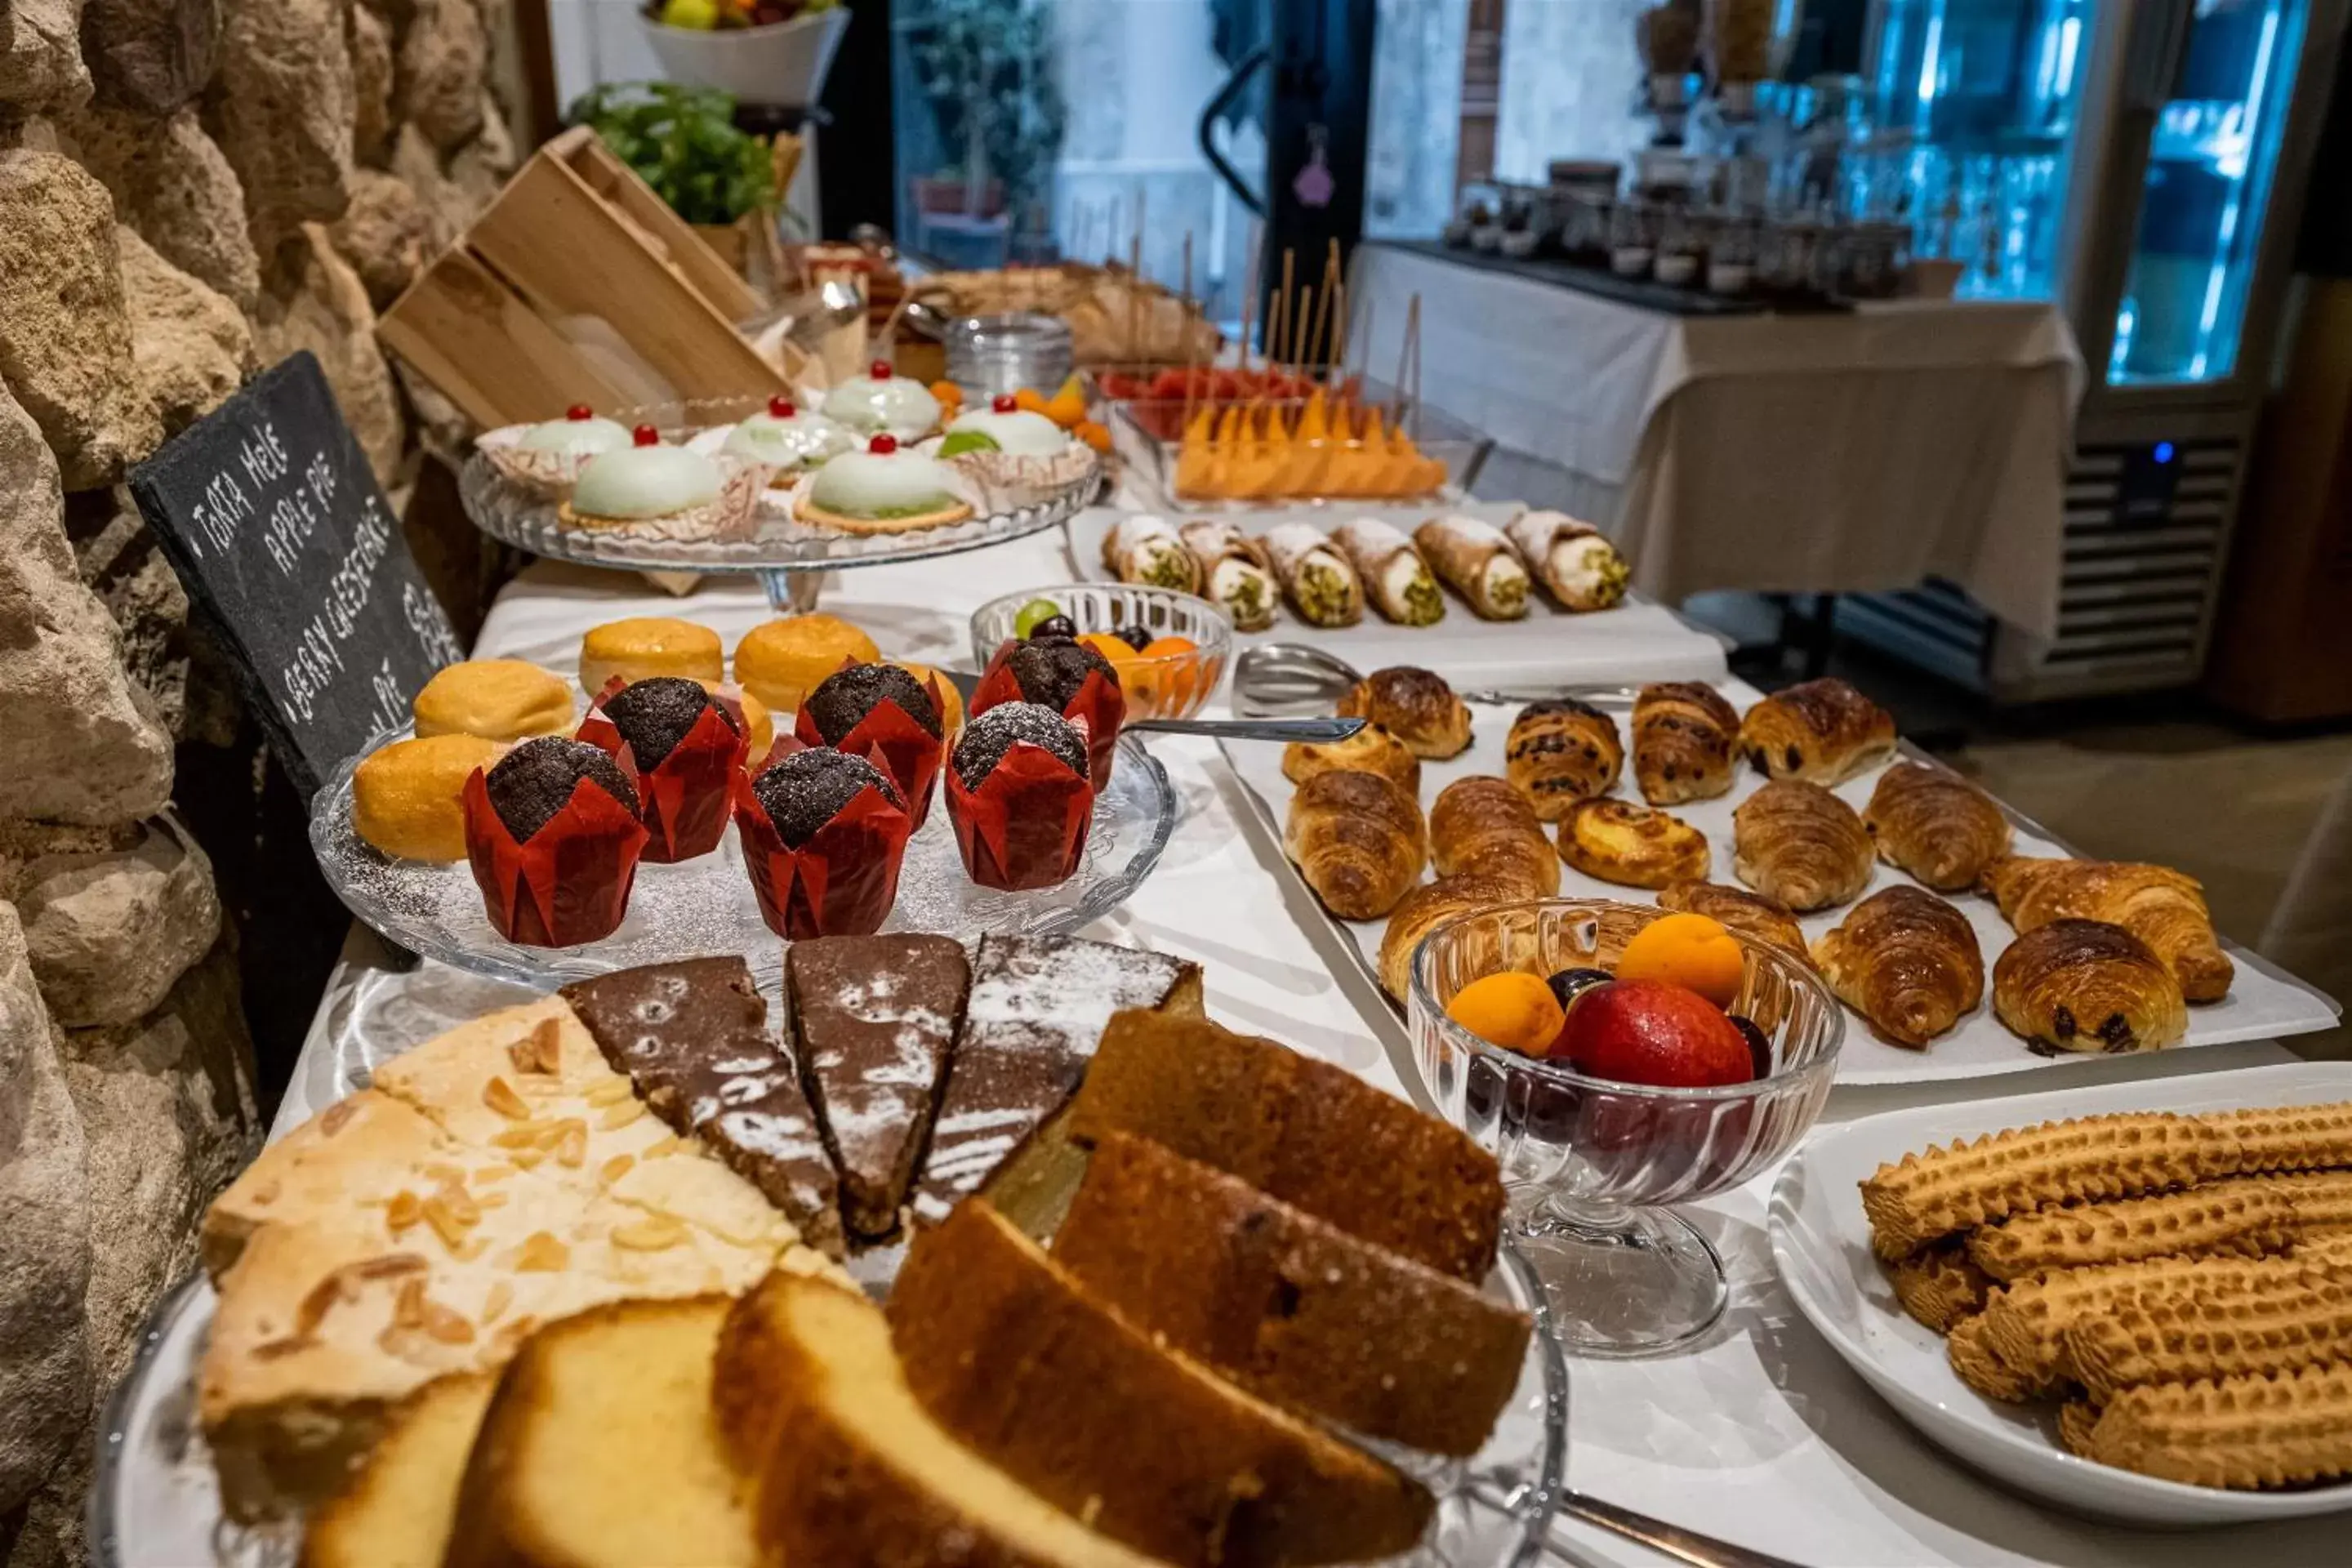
[1864,763,2011,892]
[1813,886,1984,1048]
[1981,855,2233,1003]
[1732,780,1873,912]
[1284,769,1426,921]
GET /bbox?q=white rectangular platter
[1223,687,2339,1086]
[1770,1060,2352,1525]
[1065,502,1730,688]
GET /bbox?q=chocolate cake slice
[559,956,844,1258]
[907,935,1203,1229]
[784,934,970,1241]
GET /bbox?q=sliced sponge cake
[717,1270,1167,1566]
[301,1374,494,1568]
[443,1296,756,1568]
[1054,1131,1533,1457]
[888,1200,1433,1567]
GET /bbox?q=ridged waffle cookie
[2059,1362,2352,1490]
[2065,1272,2352,1405]
[1889,1242,1996,1334]
[1962,1180,2298,1282]
[2203,1102,2352,1175]
[1975,1254,2318,1390]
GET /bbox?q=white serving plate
[1064,503,1728,688]
[1222,691,2338,1086]
[1769,1059,2352,1526]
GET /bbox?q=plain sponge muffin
[412,660,574,742]
[577,617,724,695]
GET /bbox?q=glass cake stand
[459,395,1103,613]
[309,728,1178,991]
[90,1245,1563,1568]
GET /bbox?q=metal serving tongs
[933,666,1364,746]
[1234,644,1640,716]
[1468,1477,1808,1568]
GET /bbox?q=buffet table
[1348,242,2083,639]
[273,532,2349,1568]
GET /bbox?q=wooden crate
[380,127,788,431]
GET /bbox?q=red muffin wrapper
[944,741,1097,892]
[577,678,747,862]
[971,640,1127,790]
[461,765,649,947]
[791,672,947,831]
[732,765,913,940]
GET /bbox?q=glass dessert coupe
[1408,898,1842,1356]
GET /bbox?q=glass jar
[1707,212,1757,296]
[1655,207,1705,288]
[942,311,1072,400]
[1755,219,1823,305]
[1609,200,1659,278]
[1561,189,1615,266]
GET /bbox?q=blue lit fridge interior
[1866,0,2095,301]
[2109,0,2311,386]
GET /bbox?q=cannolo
[1102,513,1202,594]
[1860,1111,2244,1260]
[1263,523,1364,629]
[1332,516,1445,626]
[1963,1178,2298,1282]
[1976,1254,2315,1388]
[1412,514,1530,620]
[1504,509,1629,612]
[2066,1361,2352,1489]
[2065,1271,2352,1404]
[1178,519,1276,631]
[1888,1241,1995,1334]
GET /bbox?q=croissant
[1633,682,1740,805]
[1281,721,1420,796]
[1503,700,1623,821]
[1980,855,2234,1003]
[1738,679,1897,786]
[1732,780,1873,911]
[1283,769,1426,921]
[1657,880,1812,968]
[1992,919,2188,1054]
[1336,666,1472,760]
[1813,886,1984,1048]
[1556,799,1709,889]
[1864,762,2011,892]
[1430,776,1559,898]
[1378,873,1524,1001]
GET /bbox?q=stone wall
[0,0,514,1557]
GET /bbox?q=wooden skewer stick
[1391,292,1419,425]
[1128,211,1144,365]
[1326,278,1348,393]
[1275,247,1295,374]
[1303,276,1332,382]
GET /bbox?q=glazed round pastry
[578,617,724,694]
[733,614,880,714]
[724,399,854,470]
[351,733,506,861]
[894,662,963,733]
[411,659,574,742]
[804,444,965,522]
[944,408,1069,456]
[820,362,943,438]
[515,409,633,457]
[708,683,776,761]
[570,444,722,519]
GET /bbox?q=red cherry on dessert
[630,423,659,447]
[870,360,893,380]
[768,394,795,417]
[566,403,593,420]
[867,434,898,454]
[1550,979,1755,1089]
[992,393,1018,414]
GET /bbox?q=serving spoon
[933,666,1364,746]
[1235,644,1639,715]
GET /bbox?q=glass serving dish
[1407,899,1842,1357]
[1107,379,1494,511]
[309,729,1177,991]
[969,583,1234,721]
[91,1244,1564,1568]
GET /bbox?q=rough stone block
[61,100,259,312]
[78,0,216,115]
[15,814,220,1028]
[117,222,252,435]
[207,0,353,249]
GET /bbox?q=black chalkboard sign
[129,351,466,797]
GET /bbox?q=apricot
[1445,971,1566,1058]
[1615,913,1744,1008]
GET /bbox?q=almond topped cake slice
[786,934,971,1243]
[562,956,845,1257]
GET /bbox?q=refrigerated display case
[1834,0,2346,701]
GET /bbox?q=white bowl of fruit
[640,0,849,108]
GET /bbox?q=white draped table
[278,535,2337,1568]
[1348,242,2084,640]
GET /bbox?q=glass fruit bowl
[1407,899,1842,1357]
[969,583,1233,720]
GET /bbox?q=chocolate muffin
[484,737,639,841]
[1005,637,1119,712]
[803,662,942,744]
[953,702,1087,789]
[602,675,738,769]
[751,748,904,846]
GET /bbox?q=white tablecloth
[283,537,2345,1568]
[1348,243,2085,639]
